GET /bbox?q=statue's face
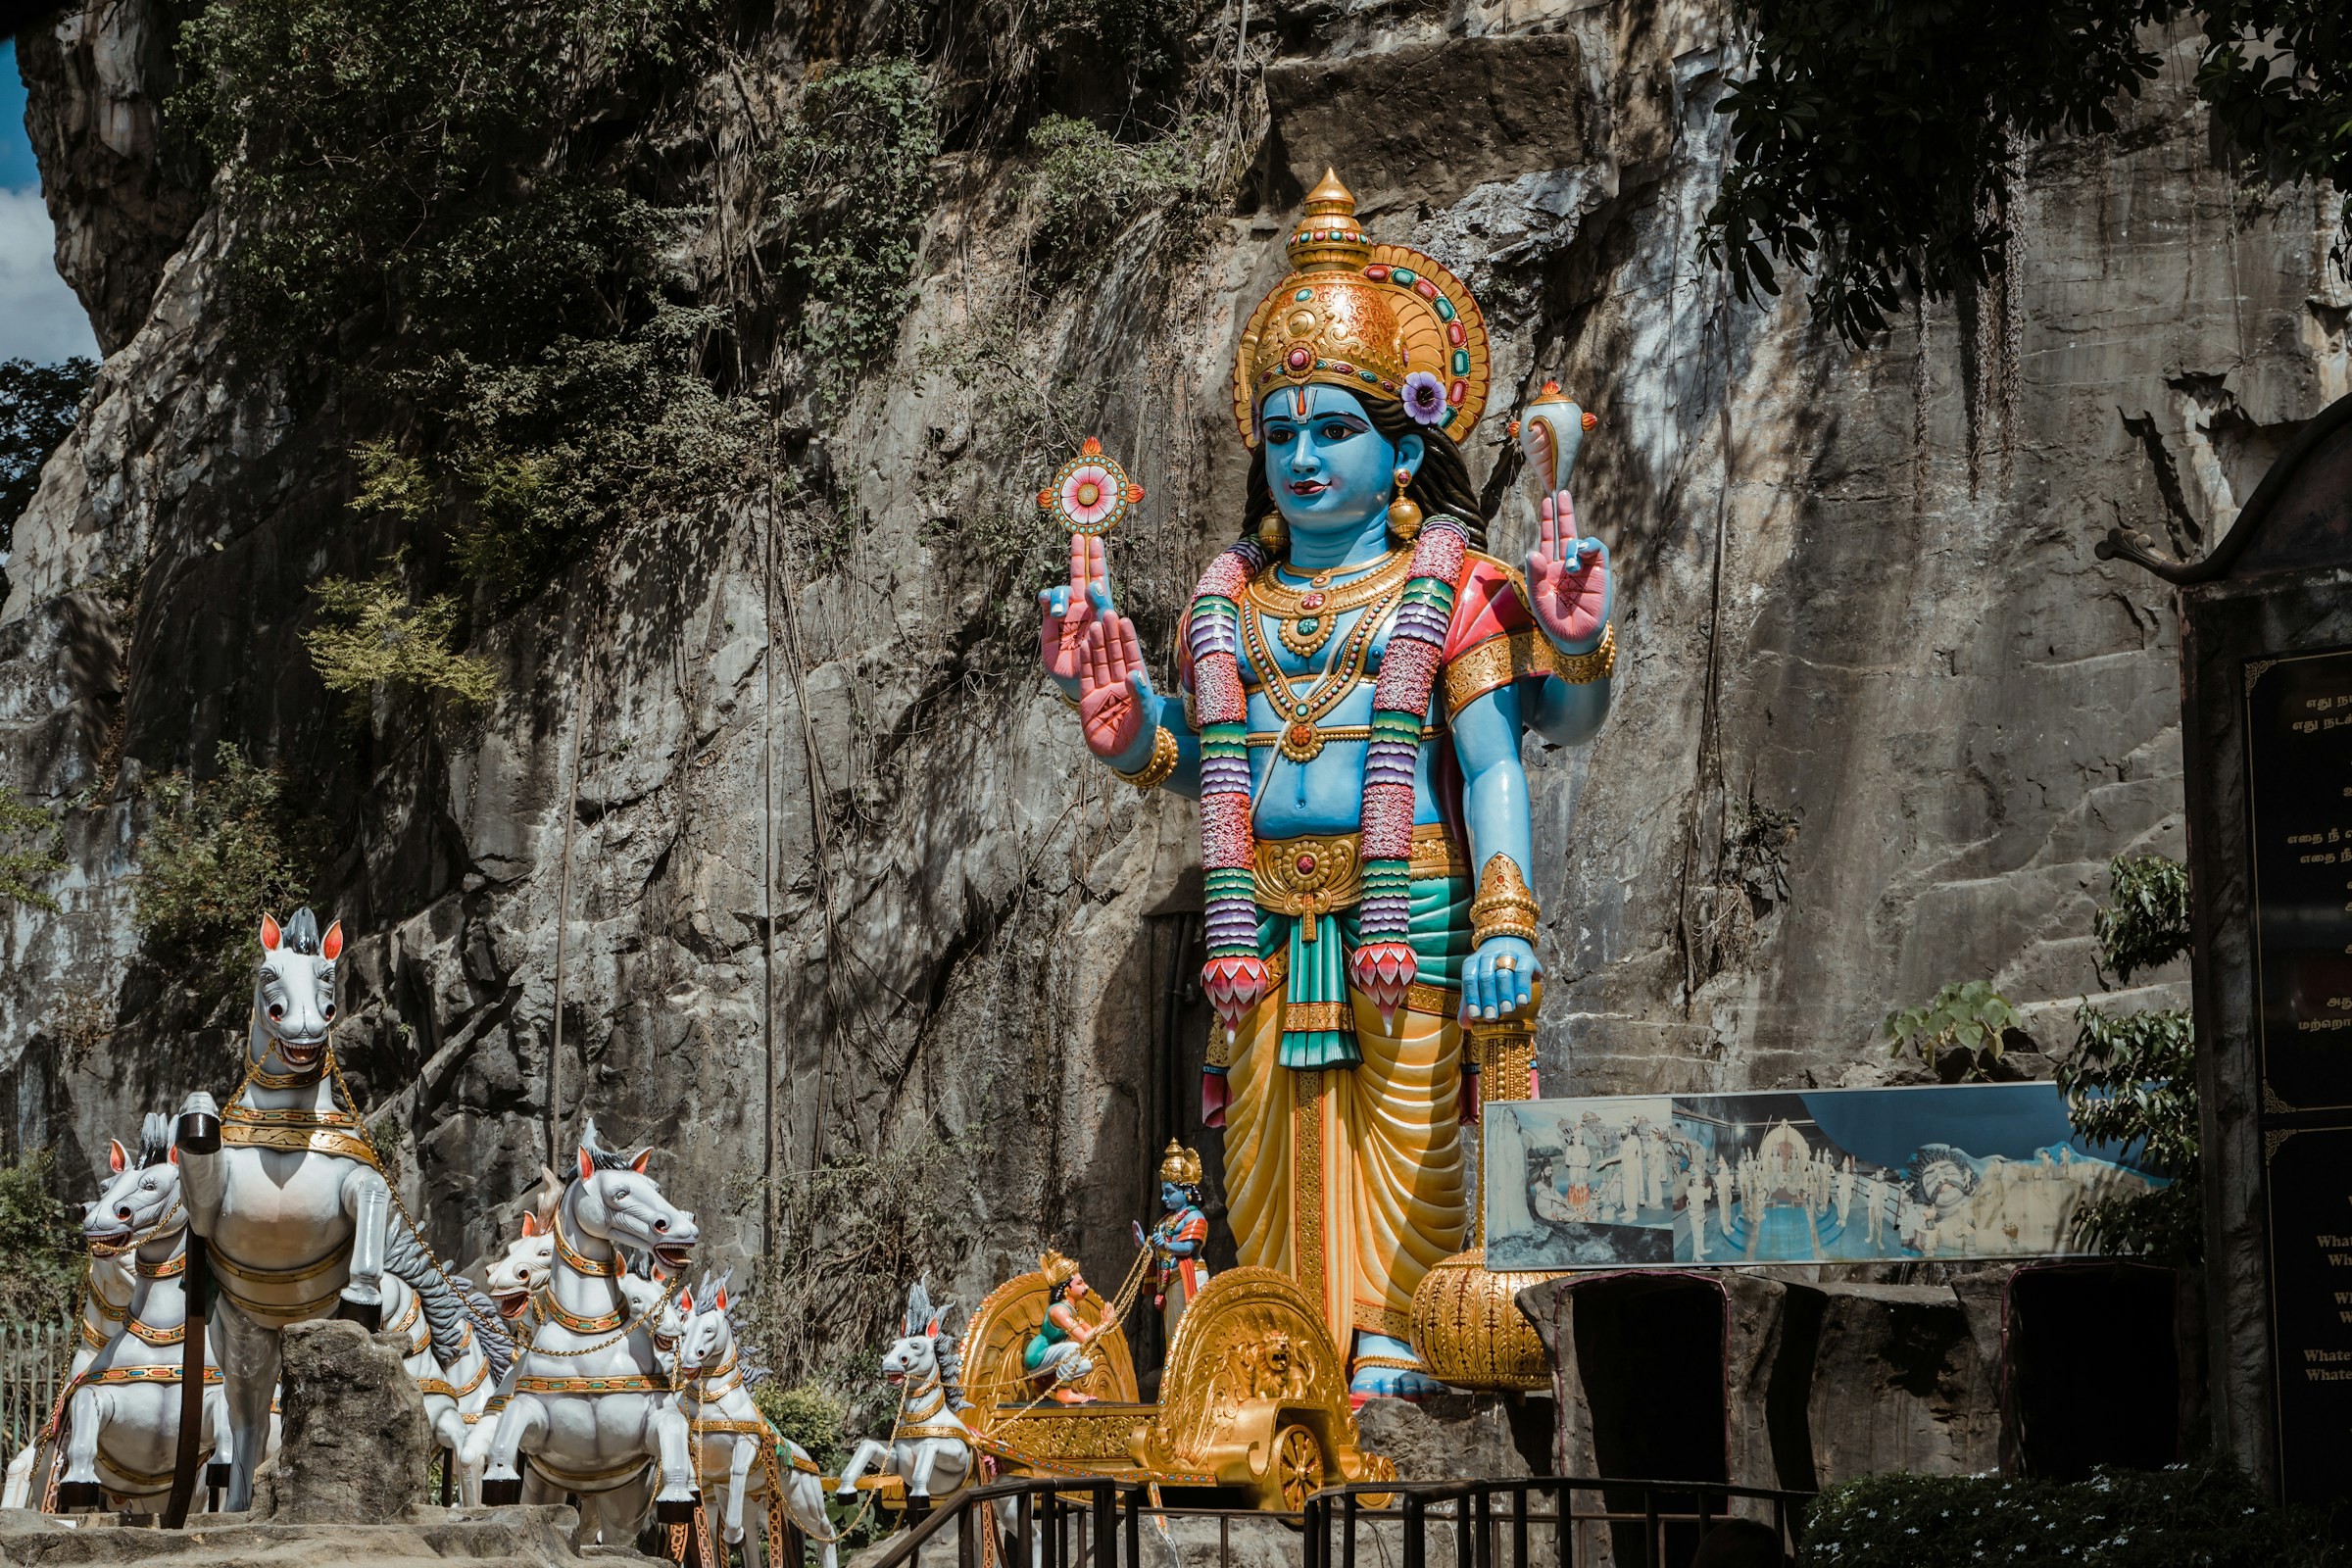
[1259,384,1423,537]
[1160,1181,1186,1211]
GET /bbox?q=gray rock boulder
[261,1318,433,1525]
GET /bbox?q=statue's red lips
[1286,479,1329,496]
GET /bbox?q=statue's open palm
[1078,591,1156,762]
[1526,489,1610,652]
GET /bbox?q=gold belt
[1243,722,1441,750]
[1252,824,1468,919]
[514,1373,667,1395]
[220,1108,377,1164]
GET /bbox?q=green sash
[1258,870,1471,1069]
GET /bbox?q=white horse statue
[479,1122,701,1540]
[462,1178,662,1493]
[54,1116,231,1512]
[173,907,477,1511]
[672,1272,837,1568]
[4,1124,149,1509]
[834,1280,980,1512]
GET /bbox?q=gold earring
[1387,466,1423,543]
[1257,510,1288,550]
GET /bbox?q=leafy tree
[767,59,941,376]
[0,784,67,911]
[134,745,321,1013]
[305,550,498,712]
[1705,0,2352,343]
[0,357,97,600]
[0,1149,80,1322]
[2059,855,2200,1262]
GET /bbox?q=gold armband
[1554,621,1617,684]
[1469,854,1540,947]
[1114,726,1180,789]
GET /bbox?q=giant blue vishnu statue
[1040,172,1617,1396]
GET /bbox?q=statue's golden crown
[1157,1140,1203,1187]
[1232,170,1493,448]
[1040,1249,1082,1288]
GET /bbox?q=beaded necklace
[1187,514,1470,1034]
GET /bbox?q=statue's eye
[1264,426,1296,445]
[612,1187,628,1201]
[1318,422,1353,442]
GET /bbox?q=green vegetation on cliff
[0,1150,79,1322]
[134,745,321,1013]
[1707,0,2352,343]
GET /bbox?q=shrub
[134,744,321,1012]
[1799,1462,2334,1567]
[2062,855,2199,1262]
[754,1380,852,1475]
[0,1150,79,1322]
[1026,114,1209,267]
[1882,980,2018,1080]
[0,784,66,911]
[307,551,498,712]
[768,59,941,377]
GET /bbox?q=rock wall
[3,0,2346,1380]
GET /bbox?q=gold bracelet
[1469,854,1540,947]
[1554,621,1616,684]
[1114,726,1180,790]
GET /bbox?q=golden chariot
[953,1264,1396,1511]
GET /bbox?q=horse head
[486,1209,555,1322]
[881,1277,953,1390]
[85,1113,182,1250]
[568,1120,698,1276]
[675,1270,736,1380]
[253,907,343,1074]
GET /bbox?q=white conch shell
[1516,380,1594,515]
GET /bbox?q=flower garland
[1186,514,1472,1039]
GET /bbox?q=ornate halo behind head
[1231,170,1492,448]
[1037,436,1146,537]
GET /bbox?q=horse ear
[714,1286,727,1312]
[108,1139,127,1174]
[628,1147,653,1173]
[678,1287,694,1313]
[927,1311,945,1339]
[260,913,281,952]
[577,1147,595,1182]
[519,1212,540,1237]
[168,1145,180,1165]
[320,920,344,960]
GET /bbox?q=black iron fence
[854,1473,1812,1568]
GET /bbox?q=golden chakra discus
[1037,436,1145,537]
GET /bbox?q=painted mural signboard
[1485,1083,2166,1270]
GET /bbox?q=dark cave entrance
[2007,1262,2181,1477]
[1570,1273,1729,1563]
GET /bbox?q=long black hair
[1241,392,1488,551]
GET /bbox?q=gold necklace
[1247,549,1413,659]
[1241,578,1403,763]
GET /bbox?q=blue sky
[2,38,104,362]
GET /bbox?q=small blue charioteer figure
[1135,1141,1212,1346]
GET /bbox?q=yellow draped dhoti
[1220,827,1472,1349]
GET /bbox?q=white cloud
[0,187,101,364]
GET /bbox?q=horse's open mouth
[653,1243,694,1272]
[884,1370,906,1387]
[277,1039,324,1068]
[495,1291,529,1320]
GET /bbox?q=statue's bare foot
[1050,1389,1098,1404]
[1349,1333,1446,1400]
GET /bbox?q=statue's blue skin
[1044,385,1615,1393]
[1133,1181,1205,1255]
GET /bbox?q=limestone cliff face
[2,0,2343,1370]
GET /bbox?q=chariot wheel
[1270,1423,1324,1512]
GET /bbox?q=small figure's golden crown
[1233,170,1493,448]
[1157,1140,1203,1187]
[1040,1250,1082,1288]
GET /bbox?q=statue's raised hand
[1526,490,1611,654]
[1077,585,1159,767]
[1039,534,1105,691]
